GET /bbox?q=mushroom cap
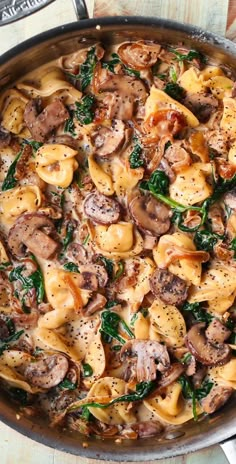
[129,194,171,237]
[120,339,170,382]
[185,323,231,367]
[8,212,59,259]
[92,120,125,157]
[150,268,188,306]
[24,354,69,389]
[83,192,120,225]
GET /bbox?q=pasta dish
[0,40,236,441]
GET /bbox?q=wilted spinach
[164,82,185,101]
[129,139,144,169]
[170,48,206,64]
[69,381,156,412]
[9,256,44,305]
[75,94,95,125]
[63,262,80,273]
[78,46,97,91]
[182,301,213,324]
[102,52,140,77]
[2,150,22,191]
[194,230,223,252]
[100,310,134,345]
[59,379,77,390]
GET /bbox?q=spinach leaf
[0,262,11,271]
[182,301,213,323]
[211,173,236,202]
[170,48,206,63]
[140,170,170,196]
[69,380,156,412]
[129,140,144,169]
[63,262,80,273]
[102,53,140,77]
[100,311,134,345]
[195,379,214,400]
[78,46,97,91]
[178,375,197,420]
[59,378,77,390]
[169,66,177,83]
[105,300,120,309]
[2,150,22,191]
[164,82,185,101]
[180,352,192,364]
[229,237,236,258]
[194,230,223,252]
[64,118,76,136]
[9,256,44,305]
[81,406,92,421]
[130,307,149,327]
[0,329,24,355]
[113,261,124,281]
[82,363,93,377]
[75,95,95,125]
[140,170,208,232]
[97,256,114,279]
[62,222,74,252]
[24,140,43,155]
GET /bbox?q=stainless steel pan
[0,1,235,461]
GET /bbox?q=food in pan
[0,40,236,440]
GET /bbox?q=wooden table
[0,0,235,462]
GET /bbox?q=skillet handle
[0,0,89,26]
[220,437,236,464]
[72,0,89,19]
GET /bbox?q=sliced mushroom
[224,188,236,210]
[129,194,170,236]
[83,192,120,225]
[82,293,107,316]
[98,73,147,121]
[92,120,125,157]
[66,243,87,265]
[80,264,108,288]
[183,92,218,123]
[130,420,163,438]
[158,362,185,388]
[24,354,69,389]
[47,135,80,150]
[120,340,170,382]
[208,205,225,235]
[8,212,59,259]
[0,318,10,340]
[117,41,161,70]
[24,99,69,142]
[150,269,188,306]
[206,319,231,345]
[185,323,231,366]
[201,385,233,414]
[75,271,98,291]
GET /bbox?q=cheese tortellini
[35,144,78,188]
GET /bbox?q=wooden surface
[0,0,235,462]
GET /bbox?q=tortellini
[149,298,186,347]
[87,377,136,425]
[43,268,90,320]
[169,162,212,205]
[209,359,236,389]
[145,86,199,127]
[0,89,29,135]
[144,382,201,425]
[0,350,40,393]
[153,232,204,285]
[94,222,134,252]
[33,327,81,362]
[90,223,144,259]
[35,144,78,188]
[83,333,106,388]
[220,97,236,136]
[0,185,42,227]
[189,263,236,307]
[117,257,155,311]
[17,68,82,104]
[111,156,144,196]
[88,155,114,196]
